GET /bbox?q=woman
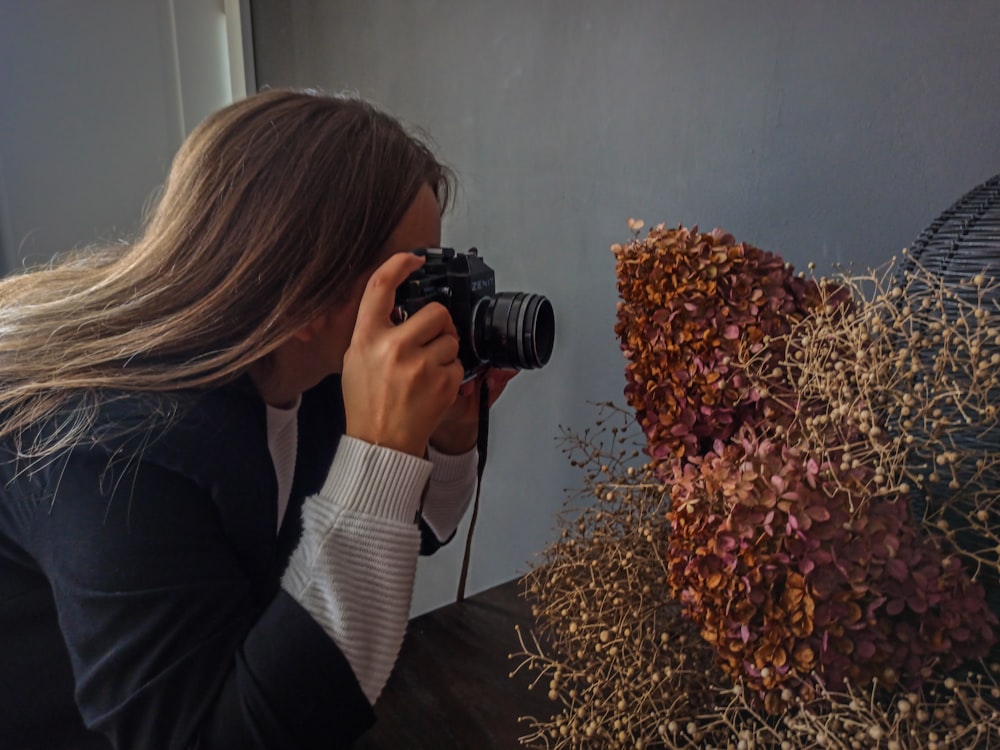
[0,89,512,749]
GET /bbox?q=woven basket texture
[889,173,1000,609]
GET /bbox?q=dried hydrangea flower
[515,223,1000,749]
[614,224,826,465]
[667,430,996,712]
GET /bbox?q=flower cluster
[613,223,824,464]
[515,406,1000,749]
[514,221,1000,749]
[668,432,995,714]
[747,265,1000,594]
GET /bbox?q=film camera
[393,248,555,380]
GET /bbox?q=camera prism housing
[393,248,555,380]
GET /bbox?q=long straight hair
[0,89,453,457]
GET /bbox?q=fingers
[403,301,458,346]
[423,327,461,366]
[486,368,518,391]
[455,367,517,400]
[484,368,518,406]
[353,252,426,337]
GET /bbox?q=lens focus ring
[473,292,554,370]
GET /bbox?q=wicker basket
[898,174,1000,293]
[889,173,1000,610]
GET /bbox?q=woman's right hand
[341,253,465,457]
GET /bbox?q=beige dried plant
[512,227,1000,749]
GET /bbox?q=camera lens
[472,292,555,370]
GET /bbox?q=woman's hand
[341,253,465,457]
[429,368,518,455]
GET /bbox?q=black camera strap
[456,380,490,603]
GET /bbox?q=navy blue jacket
[0,375,442,749]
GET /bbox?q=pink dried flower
[614,225,824,465]
[614,223,997,713]
[667,431,996,711]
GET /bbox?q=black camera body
[393,248,554,380]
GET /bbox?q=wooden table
[354,577,556,749]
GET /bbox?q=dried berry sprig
[779,668,1000,750]
[513,405,1000,748]
[513,405,726,749]
[513,223,1000,748]
[741,255,1000,594]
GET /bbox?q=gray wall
[0,1,237,271]
[251,0,1000,614]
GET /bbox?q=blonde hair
[0,89,453,457]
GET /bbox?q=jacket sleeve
[30,445,374,750]
[280,436,431,706]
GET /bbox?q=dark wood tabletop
[353,577,555,749]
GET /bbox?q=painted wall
[0,1,237,271]
[251,0,1000,615]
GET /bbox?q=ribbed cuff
[318,436,433,524]
[426,443,478,484]
[421,445,478,543]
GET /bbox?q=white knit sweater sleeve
[280,435,431,705]
[422,444,478,542]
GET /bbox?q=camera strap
[455,380,490,603]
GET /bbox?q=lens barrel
[472,292,555,370]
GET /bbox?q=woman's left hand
[429,368,518,454]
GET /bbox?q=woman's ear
[291,313,330,343]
